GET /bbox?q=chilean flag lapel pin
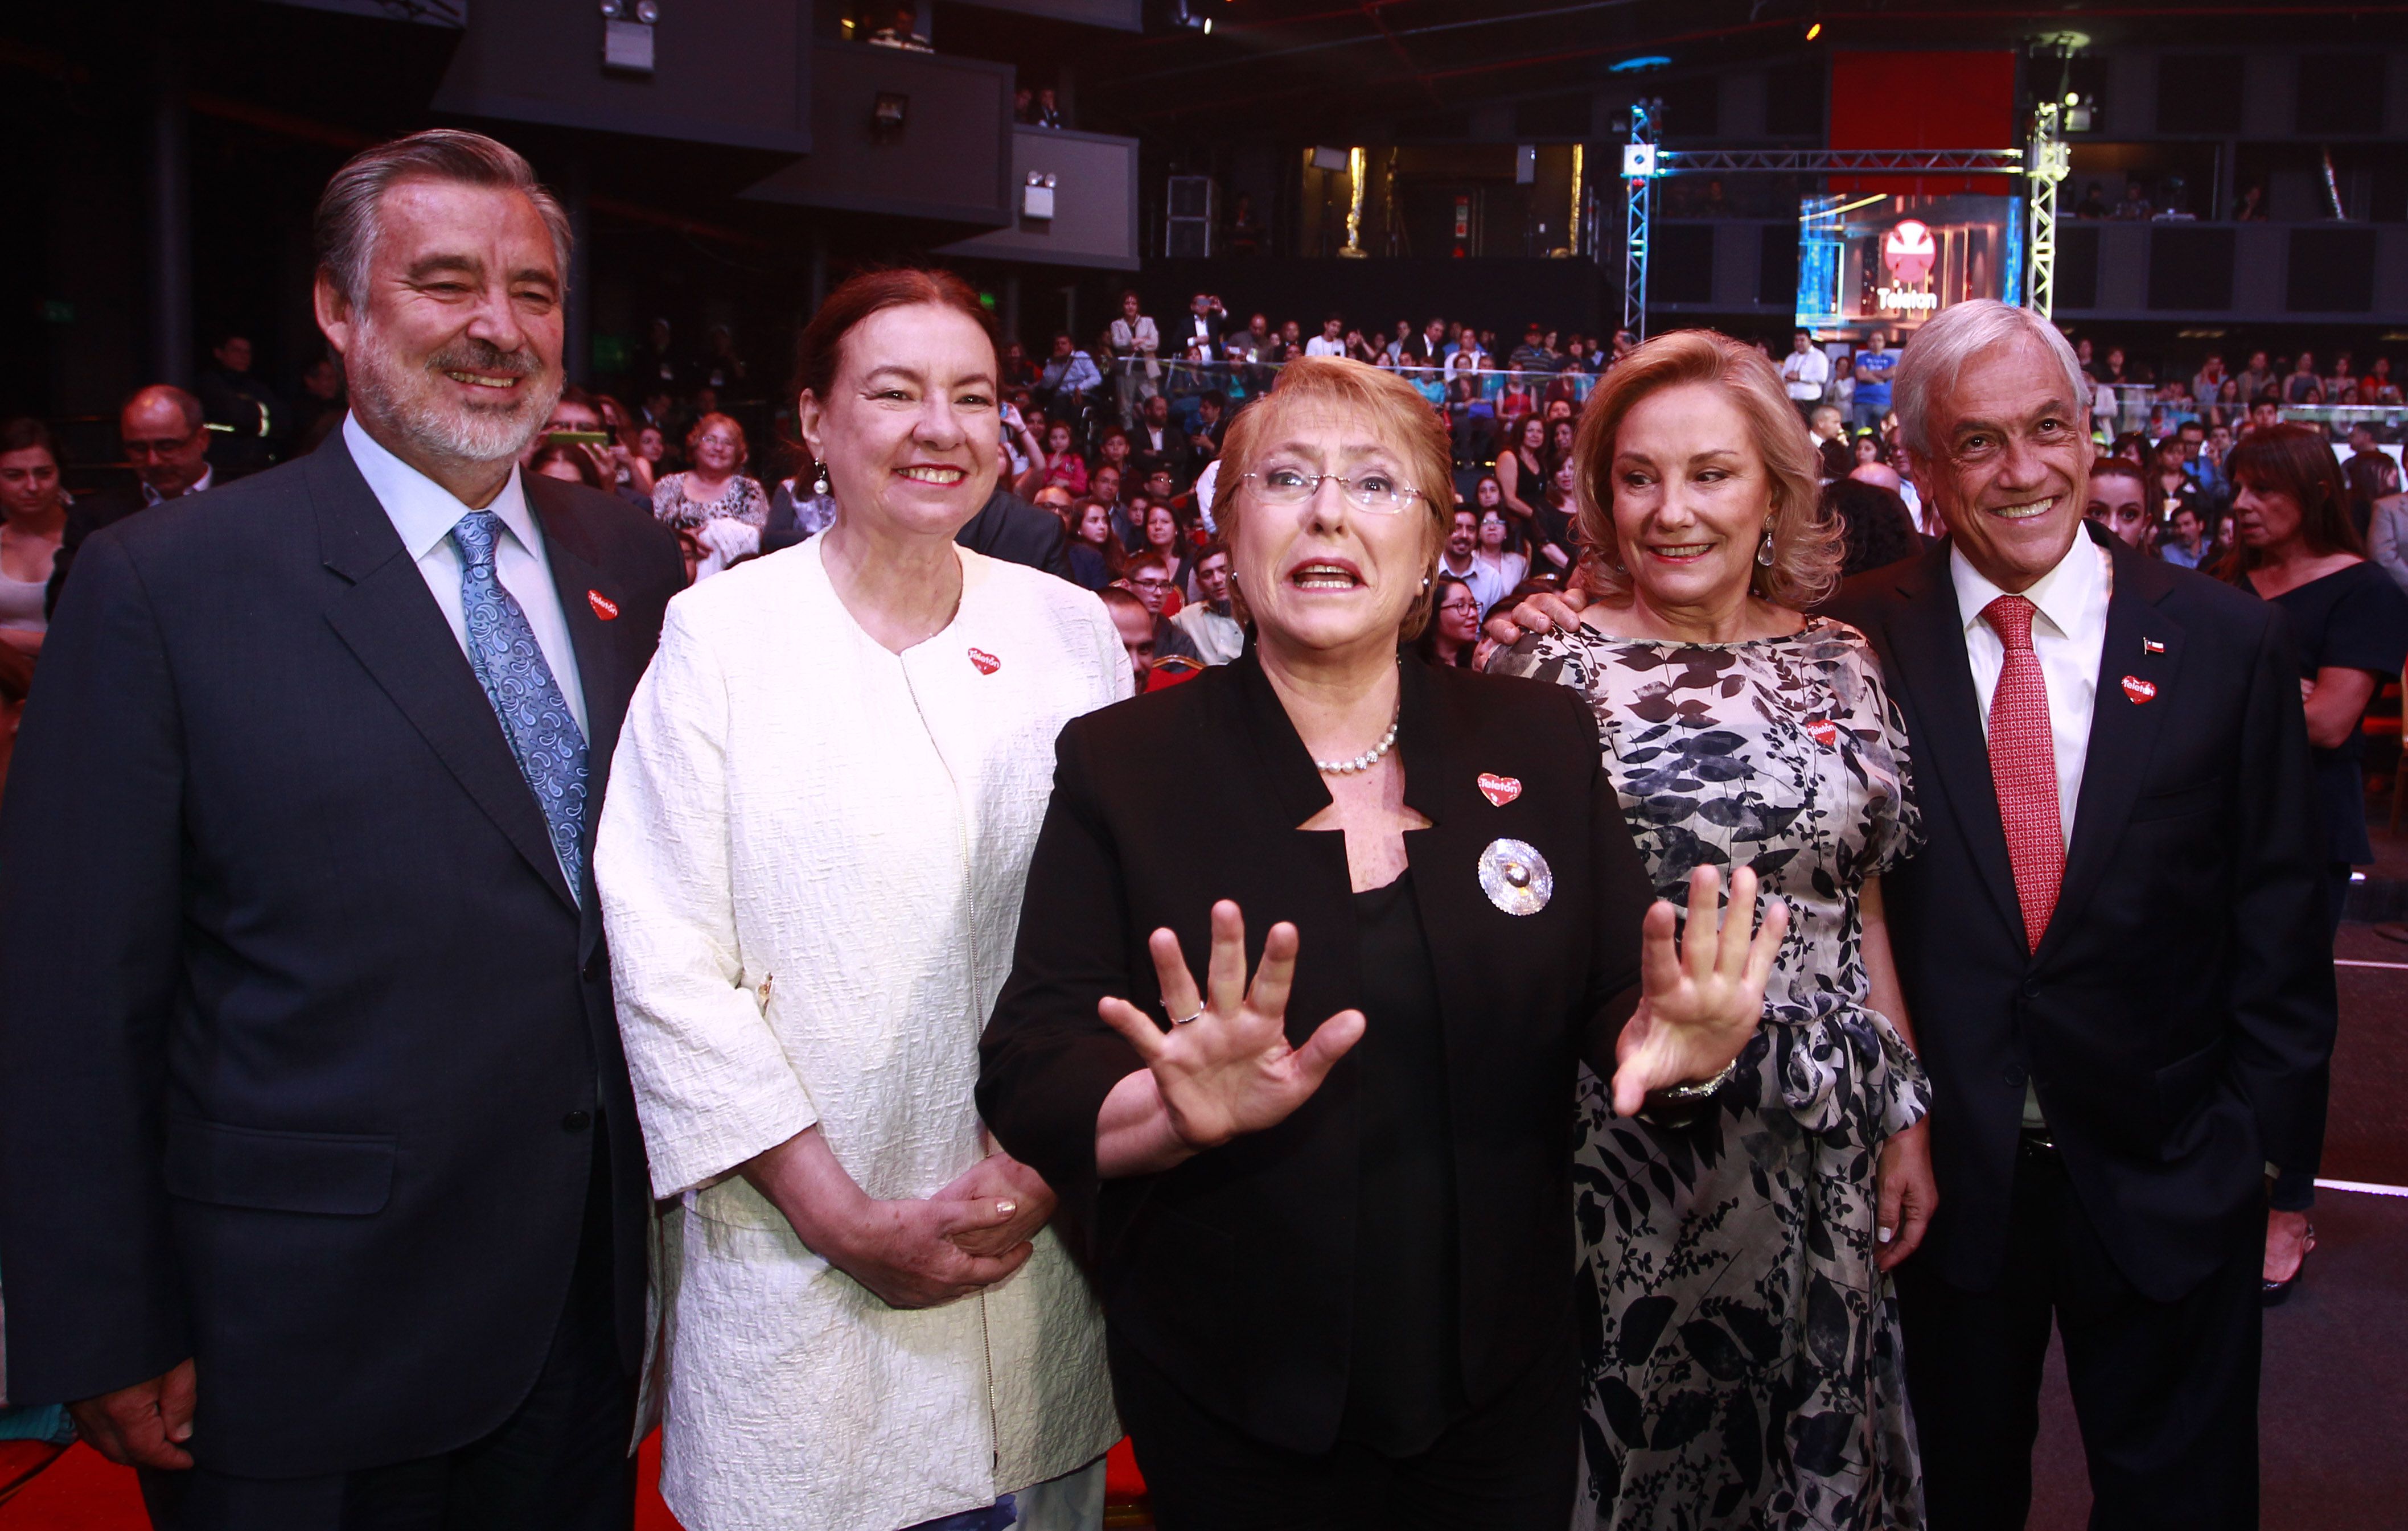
[2142,637,2165,656]
[586,590,620,621]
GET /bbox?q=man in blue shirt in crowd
[1851,330,1897,431]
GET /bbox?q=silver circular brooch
[1478,837,1553,916]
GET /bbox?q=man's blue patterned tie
[451,510,589,900]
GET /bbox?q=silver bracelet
[1655,1056,1739,1103]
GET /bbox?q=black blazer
[1828,529,2334,1302]
[977,652,1653,1453]
[0,435,684,1475]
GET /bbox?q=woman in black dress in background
[2220,423,2408,1302]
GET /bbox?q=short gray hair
[315,130,571,312]
[1892,301,2088,460]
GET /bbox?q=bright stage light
[1610,54,1671,73]
[1806,23,1822,41]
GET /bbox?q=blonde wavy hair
[1571,330,1839,611]
[1214,356,1456,640]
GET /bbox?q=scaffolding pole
[1621,100,1656,339]
[2025,103,2069,320]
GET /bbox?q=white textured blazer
[598,536,1129,1531]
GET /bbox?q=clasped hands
[1096,865,1787,1171]
[744,1127,1056,1311]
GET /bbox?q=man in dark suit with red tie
[0,131,683,1528]
[1830,301,2334,1530]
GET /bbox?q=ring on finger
[1172,1008,1206,1026]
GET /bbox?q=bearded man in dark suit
[0,130,683,1530]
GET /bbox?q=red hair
[790,266,998,402]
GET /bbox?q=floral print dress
[1493,616,1929,1531]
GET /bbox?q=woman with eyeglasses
[1416,573,1482,668]
[977,357,1787,1526]
[651,411,770,578]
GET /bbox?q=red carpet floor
[0,1432,689,1529]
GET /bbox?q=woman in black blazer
[977,359,1786,1529]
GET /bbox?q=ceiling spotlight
[1805,22,1822,41]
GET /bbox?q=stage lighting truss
[1615,135,2041,339]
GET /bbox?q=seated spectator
[1472,506,1528,613]
[1117,552,1201,664]
[2284,352,2325,408]
[0,419,68,661]
[2343,425,2402,540]
[47,384,213,619]
[528,441,609,492]
[1808,404,1851,481]
[1822,475,1924,576]
[1032,87,1066,129]
[2073,181,2108,217]
[1098,585,1153,689]
[866,3,931,49]
[1067,499,1123,590]
[1137,501,1192,597]
[1132,394,1190,487]
[2112,179,2152,219]
[1494,414,1548,537]
[2085,457,2155,551]
[1167,541,1243,665]
[291,355,348,454]
[533,386,642,507]
[652,412,769,577]
[1532,455,1581,573]
[1435,504,1480,594]
[2162,501,2215,570]
[1022,419,1088,500]
[1414,573,1481,668]
[2150,437,2204,534]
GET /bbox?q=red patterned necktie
[1983,594,2063,953]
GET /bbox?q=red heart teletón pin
[1477,772,1522,807]
[1806,719,1838,748]
[586,590,619,621]
[2121,675,2157,704]
[968,647,1000,675]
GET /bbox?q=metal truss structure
[1621,101,1655,339]
[1617,133,2055,335]
[1654,149,2023,176]
[2024,104,2072,320]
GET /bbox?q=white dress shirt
[141,466,213,507]
[1953,530,2111,1130]
[1950,530,2112,849]
[343,413,587,740]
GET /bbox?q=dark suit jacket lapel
[311,436,578,913]
[1880,540,2028,943]
[528,479,642,954]
[2041,538,2185,961]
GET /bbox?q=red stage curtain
[1827,51,2019,196]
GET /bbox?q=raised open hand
[1610,864,1789,1117]
[1098,900,1366,1153]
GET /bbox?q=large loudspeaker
[1166,175,1216,258]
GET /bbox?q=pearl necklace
[1313,702,1402,776]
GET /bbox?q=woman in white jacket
[598,269,1128,1531]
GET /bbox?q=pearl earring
[812,464,831,496]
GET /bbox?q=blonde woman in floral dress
[1493,331,1936,1530]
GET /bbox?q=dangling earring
[1756,520,1777,567]
[812,463,832,496]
